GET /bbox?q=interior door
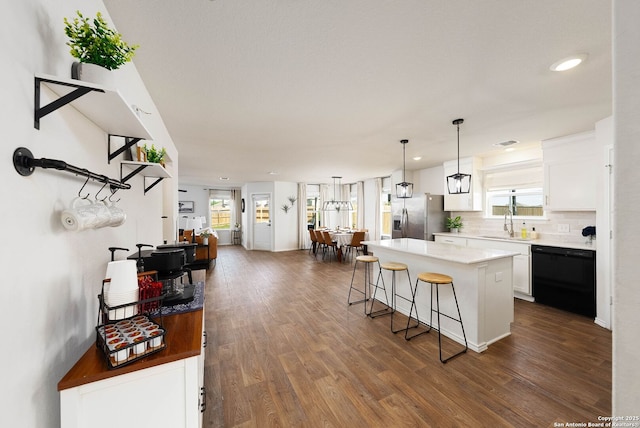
[252,194,272,251]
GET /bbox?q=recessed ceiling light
[268,171,278,175]
[504,147,516,152]
[550,54,588,71]
[412,156,422,161]
[219,177,229,181]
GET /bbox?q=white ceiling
[104,0,611,187]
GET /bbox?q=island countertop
[362,238,517,264]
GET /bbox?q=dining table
[327,230,367,262]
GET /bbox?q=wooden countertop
[58,308,203,391]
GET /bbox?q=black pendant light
[446,118,471,194]
[396,139,413,198]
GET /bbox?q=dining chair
[315,230,326,259]
[345,231,366,263]
[308,229,318,256]
[322,231,338,262]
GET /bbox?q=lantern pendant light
[396,139,413,198]
[446,118,471,194]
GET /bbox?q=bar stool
[348,255,385,315]
[371,263,412,335]
[405,272,468,363]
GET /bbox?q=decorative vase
[202,237,209,245]
[72,62,115,88]
[450,228,459,233]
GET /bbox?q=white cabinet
[465,238,531,298]
[443,157,483,211]
[542,131,597,211]
[59,309,206,428]
[436,235,532,299]
[60,357,202,428]
[434,235,467,246]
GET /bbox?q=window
[486,188,544,218]
[210,197,231,229]
[306,184,320,229]
[381,177,392,236]
[254,196,270,223]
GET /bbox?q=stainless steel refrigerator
[391,193,448,241]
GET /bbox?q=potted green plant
[64,11,138,85]
[446,216,463,233]
[144,144,167,165]
[199,229,212,245]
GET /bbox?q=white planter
[449,228,459,233]
[202,238,209,245]
[74,62,116,88]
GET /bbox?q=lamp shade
[446,172,471,194]
[396,181,413,199]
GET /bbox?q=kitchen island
[363,238,517,352]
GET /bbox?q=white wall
[612,0,640,415]
[0,2,177,426]
[273,181,299,251]
[177,184,210,229]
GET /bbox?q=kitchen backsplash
[451,211,597,246]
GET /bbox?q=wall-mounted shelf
[34,74,153,140]
[120,161,172,194]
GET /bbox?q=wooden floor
[201,246,611,427]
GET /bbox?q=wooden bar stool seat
[370,263,411,336]
[348,255,386,315]
[405,272,468,363]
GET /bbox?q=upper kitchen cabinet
[542,131,597,211]
[443,157,483,211]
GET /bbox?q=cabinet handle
[200,386,207,413]
[203,331,207,348]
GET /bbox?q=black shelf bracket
[108,134,142,164]
[120,163,166,194]
[144,177,164,194]
[13,147,130,191]
[34,76,104,130]
[120,164,147,183]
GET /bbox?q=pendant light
[446,118,471,194]
[396,139,413,198]
[322,176,353,211]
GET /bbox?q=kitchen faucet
[504,208,514,238]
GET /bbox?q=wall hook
[78,174,91,199]
[108,188,121,203]
[95,180,109,201]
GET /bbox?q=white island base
[363,239,516,353]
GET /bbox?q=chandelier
[322,176,352,211]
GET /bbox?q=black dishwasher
[531,245,596,317]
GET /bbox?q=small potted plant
[64,11,138,85]
[199,229,212,245]
[446,216,463,233]
[144,144,167,165]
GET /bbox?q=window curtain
[374,178,382,240]
[341,183,350,227]
[297,183,308,249]
[319,183,329,228]
[483,166,543,191]
[230,189,241,229]
[356,181,364,230]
